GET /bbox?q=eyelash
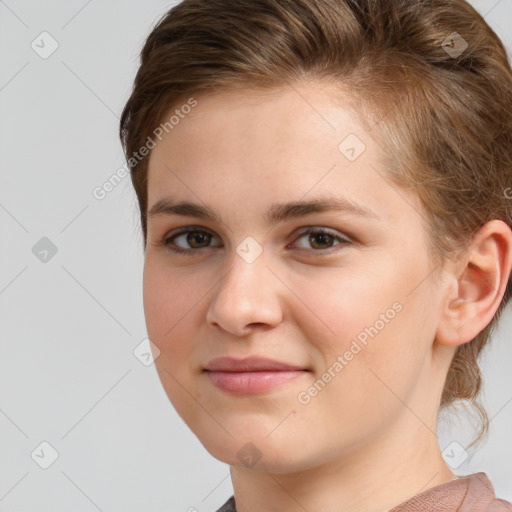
[156,226,352,255]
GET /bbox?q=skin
[143,79,512,512]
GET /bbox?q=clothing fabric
[215,472,512,512]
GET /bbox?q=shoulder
[215,476,512,512]
[388,472,512,512]
[214,495,236,512]
[464,473,512,511]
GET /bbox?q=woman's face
[143,80,453,473]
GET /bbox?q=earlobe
[435,220,512,347]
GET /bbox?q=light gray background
[1,1,511,511]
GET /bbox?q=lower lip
[205,370,308,395]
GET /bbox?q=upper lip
[203,356,306,372]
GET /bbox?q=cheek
[287,305,426,457]
[143,260,202,344]
[288,259,432,392]
[143,262,206,421]
[287,262,401,354]
[142,262,204,395]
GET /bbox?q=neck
[229,418,457,512]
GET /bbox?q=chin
[193,426,315,474]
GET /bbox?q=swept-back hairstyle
[120,0,512,449]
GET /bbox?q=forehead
[149,80,362,162]
[146,80,423,227]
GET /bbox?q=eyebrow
[147,196,380,226]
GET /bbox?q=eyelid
[158,224,353,254]
[162,225,221,248]
[292,227,352,248]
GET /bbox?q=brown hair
[119,0,512,450]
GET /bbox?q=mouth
[204,356,307,372]
[203,356,310,395]
[205,370,308,394]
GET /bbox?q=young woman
[119,0,512,510]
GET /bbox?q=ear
[435,220,512,347]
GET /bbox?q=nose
[205,249,284,336]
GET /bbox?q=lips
[203,356,306,372]
[203,356,309,395]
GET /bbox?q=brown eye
[183,231,211,249]
[308,232,335,250]
[162,227,221,254]
[293,228,351,252]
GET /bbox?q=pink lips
[203,356,309,395]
